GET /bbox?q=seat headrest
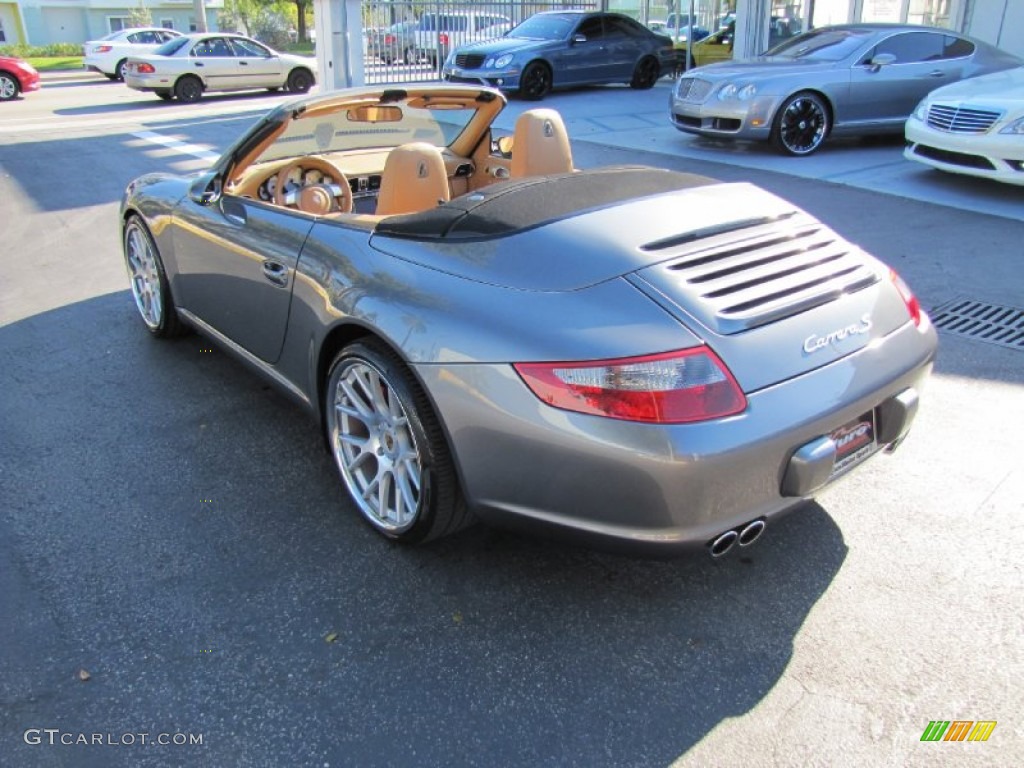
[511,109,573,178]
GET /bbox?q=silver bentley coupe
[121,85,937,556]
[670,23,1021,155]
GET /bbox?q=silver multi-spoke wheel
[122,217,183,337]
[333,360,423,533]
[125,222,163,329]
[325,341,471,543]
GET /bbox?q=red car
[0,55,41,101]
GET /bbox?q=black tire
[772,91,830,156]
[122,216,186,338]
[115,58,129,81]
[0,72,18,101]
[325,340,471,544]
[630,56,660,89]
[155,89,173,101]
[287,68,313,93]
[519,61,552,101]
[174,75,203,103]
[104,73,120,82]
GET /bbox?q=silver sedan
[669,23,1022,155]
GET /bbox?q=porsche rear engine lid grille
[639,212,879,335]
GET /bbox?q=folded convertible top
[374,166,715,240]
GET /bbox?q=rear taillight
[890,269,921,326]
[384,34,395,44]
[96,44,113,53]
[514,347,747,424]
[135,62,156,74]
[439,33,449,46]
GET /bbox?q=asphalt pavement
[0,70,1021,767]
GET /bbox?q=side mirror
[869,52,896,71]
[188,172,222,206]
[572,34,587,45]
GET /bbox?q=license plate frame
[829,410,878,480]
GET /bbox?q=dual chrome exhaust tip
[708,518,766,558]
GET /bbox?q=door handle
[926,69,945,77]
[194,62,204,67]
[240,61,249,66]
[262,260,289,287]
[221,198,247,225]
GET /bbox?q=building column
[313,0,365,91]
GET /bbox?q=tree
[128,1,153,28]
[289,0,311,44]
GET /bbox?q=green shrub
[0,42,85,57]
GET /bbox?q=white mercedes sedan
[905,66,1024,186]
[125,33,315,102]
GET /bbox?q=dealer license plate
[829,410,878,479]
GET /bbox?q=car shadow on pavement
[1,291,848,767]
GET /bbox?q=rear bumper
[415,316,937,555]
[125,72,175,92]
[83,57,113,75]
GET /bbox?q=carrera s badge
[803,314,872,354]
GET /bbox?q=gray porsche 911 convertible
[121,84,936,556]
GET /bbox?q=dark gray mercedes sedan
[670,23,1021,155]
[121,84,936,557]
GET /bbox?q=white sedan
[905,66,1024,186]
[83,27,182,81]
[125,33,315,103]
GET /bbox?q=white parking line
[131,130,221,162]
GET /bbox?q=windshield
[154,36,190,56]
[509,13,576,41]
[764,28,873,61]
[254,103,479,163]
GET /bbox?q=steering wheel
[273,156,353,215]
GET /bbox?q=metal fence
[360,2,597,83]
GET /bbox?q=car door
[556,15,608,84]
[692,24,734,67]
[228,37,285,88]
[602,16,641,80]
[171,192,314,364]
[188,36,239,90]
[846,31,964,126]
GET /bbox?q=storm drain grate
[930,298,1024,351]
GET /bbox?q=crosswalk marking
[131,131,221,162]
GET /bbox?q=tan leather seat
[375,142,451,216]
[511,109,574,178]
